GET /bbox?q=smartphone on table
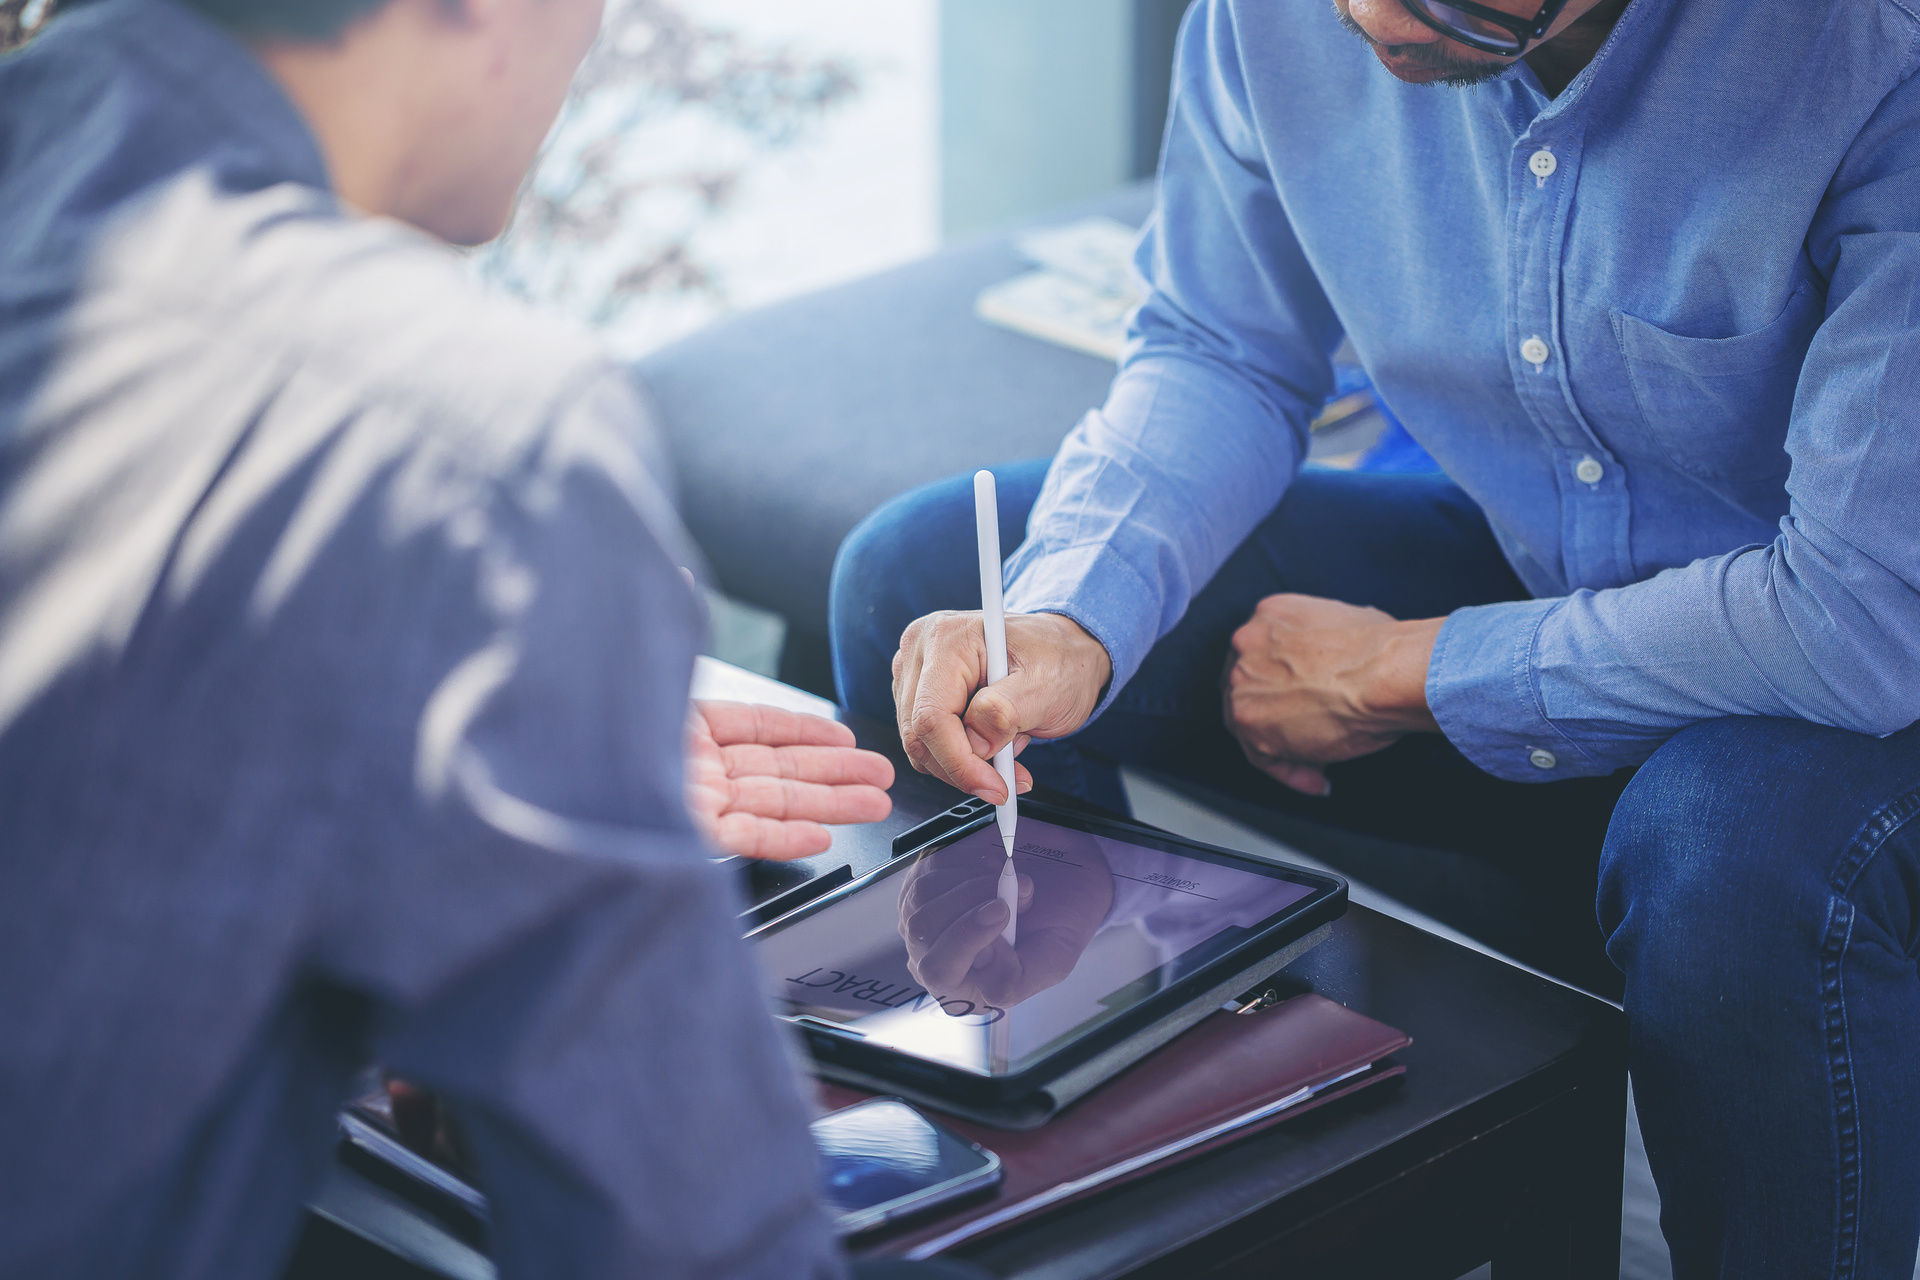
[335,1089,997,1245]
[813,1097,1001,1236]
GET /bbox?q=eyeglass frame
[1394,0,1575,56]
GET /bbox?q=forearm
[1003,355,1318,718]
[1003,4,1342,718]
[1430,523,1920,781]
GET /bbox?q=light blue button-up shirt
[1002,0,1920,782]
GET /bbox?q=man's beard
[1334,6,1512,88]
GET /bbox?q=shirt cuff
[1003,541,1156,729]
[1426,598,1609,783]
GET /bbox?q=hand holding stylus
[892,611,1104,797]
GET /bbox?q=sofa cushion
[634,182,1156,634]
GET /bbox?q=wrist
[1360,617,1443,733]
[1035,611,1113,706]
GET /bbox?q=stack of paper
[976,219,1381,441]
[974,217,1146,362]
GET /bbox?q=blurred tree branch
[481,0,863,336]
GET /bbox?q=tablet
[750,799,1345,1109]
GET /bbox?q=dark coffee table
[288,696,1626,1280]
[808,716,1628,1280]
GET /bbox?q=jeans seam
[1827,785,1920,898]
[1818,781,1920,1279]
[1821,894,1861,1280]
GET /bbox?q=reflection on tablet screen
[756,817,1314,1076]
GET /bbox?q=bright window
[481,0,939,358]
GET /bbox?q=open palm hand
[687,700,894,859]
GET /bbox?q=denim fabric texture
[1601,718,1920,1280]
[832,463,1920,1279]
[998,0,1920,783]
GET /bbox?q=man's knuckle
[969,693,1010,732]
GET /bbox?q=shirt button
[1528,149,1558,179]
[1574,456,1605,485]
[1528,747,1559,770]
[1519,335,1551,368]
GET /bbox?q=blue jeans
[830,461,1920,1278]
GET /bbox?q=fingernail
[976,899,1007,923]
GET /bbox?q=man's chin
[1372,46,1509,87]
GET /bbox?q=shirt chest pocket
[1609,281,1821,485]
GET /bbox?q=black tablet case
[780,795,1343,1129]
[805,921,1333,1129]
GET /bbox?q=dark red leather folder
[821,992,1410,1258]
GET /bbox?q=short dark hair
[179,0,392,40]
[1,0,394,45]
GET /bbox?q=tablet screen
[755,815,1319,1078]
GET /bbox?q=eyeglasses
[1395,0,1574,56]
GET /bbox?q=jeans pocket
[1611,280,1821,487]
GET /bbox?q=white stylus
[974,470,1019,947]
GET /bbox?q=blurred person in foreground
[836,0,1920,1275]
[0,0,972,1277]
